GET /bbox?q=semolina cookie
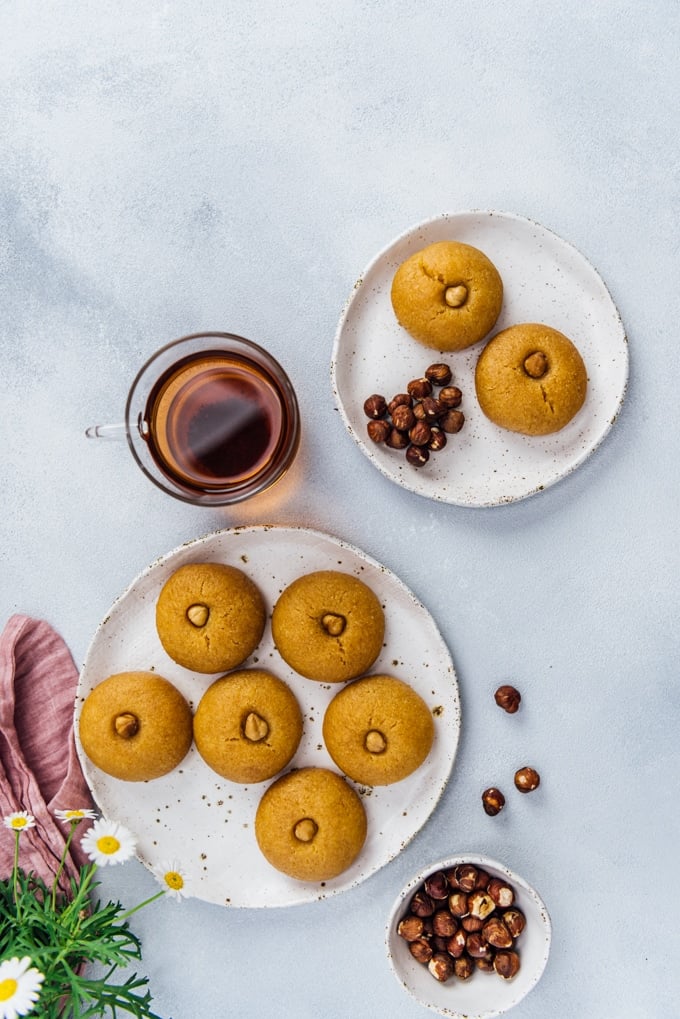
[391,240,503,351]
[78,671,193,782]
[271,570,385,683]
[156,562,266,673]
[254,767,367,881]
[193,669,303,783]
[475,322,588,435]
[323,675,434,786]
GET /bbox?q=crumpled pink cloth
[0,614,95,888]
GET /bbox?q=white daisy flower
[153,860,190,901]
[54,808,97,825]
[80,818,136,867]
[0,956,44,1018]
[2,813,36,833]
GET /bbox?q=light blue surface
[1,2,678,1016]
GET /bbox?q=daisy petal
[2,812,36,833]
[0,956,44,1018]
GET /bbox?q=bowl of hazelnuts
[386,854,551,1018]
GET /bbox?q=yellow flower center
[66,810,84,819]
[0,978,18,1002]
[165,870,184,890]
[96,835,121,855]
[11,818,27,829]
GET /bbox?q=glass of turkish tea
[86,333,300,506]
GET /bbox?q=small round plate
[331,210,628,507]
[75,526,461,908]
[386,854,551,1018]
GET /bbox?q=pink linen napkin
[0,614,95,888]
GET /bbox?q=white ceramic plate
[75,526,461,908]
[386,854,552,1018]
[331,210,628,506]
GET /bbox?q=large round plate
[75,526,461,908]
[331,210,628,506]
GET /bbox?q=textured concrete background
[1,2,678,1016]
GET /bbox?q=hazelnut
[465,932,489,959]
[412,401,427,421]
[523,351,549,378]
[321,612,346,637]
[481,787,506,816]
[397,916,425,942]
[453,864,479,893]
[476,956,496,973]
[514,766,541,793]
[428,953,454,982]
[445,929,467,957]
[408,421,432,447]
[391,404,416,432]
[366,419,390,444]
[439,385,463,408]
[502,908,526,938]
[454,955,475,980]
[474,870,491,890]
[114,712,139,739]
[186,603,209,627]
[410,890,435,917]
[364,729,387,754]
[408,938,433,964]
[431,909,457,938]
[494,684,521,713]
[406,444,430,467]
[363,394,387,419]
[386,428,409,449]
[387,393,412,415]
[461,914,484,932]
[448,891,469,917]
[444,284,468,308]
[487,878,515,908]
[242,712,269,742]
[293,818,318,843]
[425,362,452,386]
[424,871,449,900]
[420,396,444,420]
[482,917,513,949]
[494,950,520,980]
[468,891,496,920]
[440,409,465,434]
[407,377,433,399]
[432,936,449,953]
[428,428,447,452]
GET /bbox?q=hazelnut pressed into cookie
[391,240,503,351]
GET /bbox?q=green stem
[117,889,165,921]
[51,820,78,910]
[12,830,20,920]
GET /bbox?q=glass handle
[85,423,127,440]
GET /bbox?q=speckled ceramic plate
[331,210,628,506]
[75,526,461,908]
[386,854,551,1018]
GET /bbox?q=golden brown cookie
[193,669,303,783]
[271,570,385,683]
[391,240,503,351]
[254,767,367,881]
[155,562,266,673]
[78,671,193,782]
[322,675,434,786]
[475,322,588,435]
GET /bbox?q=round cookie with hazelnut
[254,767,367,881]
[271,570,385,683]
[322,674,434,785]
[155,562,266,674]
[391,240,503,351]
[475,323,587,435]
[193,669,303,784]
[78,671,193,782]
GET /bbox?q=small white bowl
[386,854,551,1019]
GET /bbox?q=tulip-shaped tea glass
[86,333,300,506]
